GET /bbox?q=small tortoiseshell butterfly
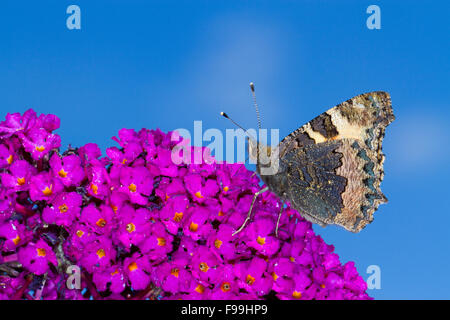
[223,84,395,233]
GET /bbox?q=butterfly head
[248,136,280,176]
[221,82,280,176]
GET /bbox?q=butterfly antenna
[220,112,245,131]
[250,82,262,130]
[220,112,257,141]
[249,82,263,169]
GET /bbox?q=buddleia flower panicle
[0,109,371,300]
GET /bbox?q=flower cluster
[0,109,371,300]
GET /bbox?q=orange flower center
[76,230,84,237]
[171,268,179,278]
[126,223,136,233]
[37,248,46,257]
[199,262,209,272]
[128,262,138,272]
[6,154,13,165]
[271,272,279,281]
[173,212,183,222]
[292,291,302,299]
[96,218,106,227]
[220,282,231,292]
[17,177,26,186]
[12,235,21,245]
[194,191,203,198]
[58,204,68,213]
[157,237,166,246]
[195,284,205,294]
[96,249,106,259]
[42,185,53,196]
[223,186,229,192]
[246,274,256,285]
[91,184,99,194]
[189,222,198,232]
[256,236,266,245]
[214,239,223,249]
[128,183,137,193]
[58,168,68,178]
[35,146,45,152]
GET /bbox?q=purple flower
[1,160,36,192]
[18,239,57,275]
[323,252,341,271]
[49,153,85,187]
[244,218,280,256]
[0,109,37,138]
[0,143,14,169]
[20,128,61,160]
[80,203,114,235]
[183,206,212,241]
[118,166,153,205]
[159,195,189,234]
[209,265,239,300]
[37,113,60,132]
[124,254,151,291]
[191,246,222,284]
[343,262,368,294]
[0,220,28,251]
[65,222,97,258]
[0,188,15,221]
[29,172,64,202]
[78,143,102,165]
[80,236,116,272]
[115,205,152,248]
[184,174,218,203]
[42,192,82,226]
[86,164,110,199]
[154,260,192,294]
[112,128,141,147]
[235,258,273,296]
[106,140,143,167]
[140,221,173,261]
[93,266,126,294]
[207,224,237,261]
[149,146,179,177]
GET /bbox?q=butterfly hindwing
[278,138,388,232]
[332,138,388,231]
[281,140,347,227]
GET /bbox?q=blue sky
[1,0,449,299]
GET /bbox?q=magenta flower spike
[0,109,372,300]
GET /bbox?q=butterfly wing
[277,91,394,232]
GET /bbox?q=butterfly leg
[232,186,269,236]
[275,200,284,237]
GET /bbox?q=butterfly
[222,84,395,234]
